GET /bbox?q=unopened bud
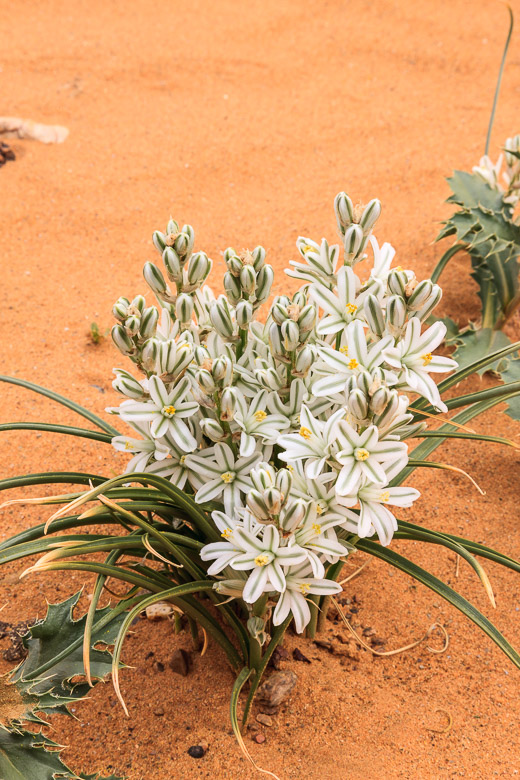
[264,487,283,515]
[163,247,182,281]
[275,468,293,499]
[124,315,141,337]
[143,262,168,296]
[359,199,381,233]
[220,388,237,420]
[294,345,313,375]
[255,264,274,303]
[281,319,300,351]
[407,279,433,310]
[212,356,233,384]
[240,264,257,295]
[348,388,368,419]
[334,191,355,235]
[387,270,408,297]
[176,293,194,323]
[152,230,167,253]
[200,417,226,442]
[112,369,144,398]
[297,303,316,333]
[246,489,270,520]
[113,297,130,321]
[364,294,385,336]
[140,306,159,339]
[414,285,442,322]
[196,368,216,393]
[386,295,406,331]
[209,298,236,339]
[280,500,306,532]
[111,324,134,356]
[187,251,211,286]
[370,386,390,415]
[343,224,364,259]
[236,300,253,328]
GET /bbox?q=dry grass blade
[426,708,453,734]
[412,407,476,433]
[332,597,450,656]
[338,559,369,586]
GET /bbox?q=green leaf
[452,328,512,373]
[0,729,71,780]
[79,773,126,780]
[0,376,120,437]
[499,357,520,420]
[0,423,112,444]
[356,539,520,669]
[445,170,506,211]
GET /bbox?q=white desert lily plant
[1,191,520,779]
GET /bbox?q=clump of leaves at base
[432,137,520,419]
[0,593,125,780]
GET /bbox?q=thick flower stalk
[107,192,457,636]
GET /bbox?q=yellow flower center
[315,504,324,516]
[287,464,294,473]
[299,426,312,439]
[162,405,176,417]
[124,441,133,450]
[339,346,349,355]
[345,303,358,315]
[298,583,311,595]
[179,455,186,465]
[422,352,433,367]
[303,244,315,253]
[395,265,404,272]
[254,410,267,422]
[348,358,359,370]
[380,491,390,503]
[221,528,233,539]
[354,447,370,462]
[312,523,322,535]
[220,472,235,483]
[254,554,270,567]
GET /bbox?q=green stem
[485,5,514,156]
[0,422,113,443]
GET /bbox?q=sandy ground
[1,0,520,777]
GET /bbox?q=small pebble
[256,713,273,727]
[153,707,165,716]
[145,602,173,621]
[293,647,311,663]
[187,745,205,758]
[253,733,266,744]
[168,648,191,677]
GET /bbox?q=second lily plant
[2,191,520,777]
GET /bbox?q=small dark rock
[270,645,290,670]
[292,647,311,664]
[313,639,332,651]
[153,661,165,672]
[0,142,15,167]
[187,745,205,758]
[362,627,375,637]
[168,648,191,676]
[153,707,165,716]
[256,713,273,726]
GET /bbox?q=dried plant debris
[0,141,15,166]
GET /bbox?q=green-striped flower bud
[269,323,285,358]
[344,223,364,258]
[174,224,195,262]
[141,338,159,370]
[194,345,210,365]
[252,246,266,271]
[298,303,316,333]
[236,300,253,328]
[413,285,442,322]
[213,579,245,597]
[271,301,289,325]
[212,356,233,384]
[139,306,159,339]
[223,271,242,304]
[246,489,270,520]
[112,297,130,321]
[240,264,257,295]
[263,487,283,515]
[143,262,168,296]
[345,375,357,395]
[359,199,381,233]
[175,293,194,323]
[255,264,274,304]
[348,388,368,419]
[387,270,408,297]
[196,368,216,393]
[209,298,235,339]
[226,254,243,277]
[280,499,306,532]
[334,191,355,235]
[364,294,385,337]
[187,251,211,286]
[407,279,433,310]
[386,295,406,331]
[282,319,300,351]
[124,315,141,337]
[152,230,167,253]
[294,345,313,375]
[373,390,399,429]
[163,247,182,281]
[111,324,135,356]
[356,370,371,396]
[251,466,274,492]
[275,468,293,500]
[112,369,144,399]
[257,366,283,391]
[200,417,226,442]
[220,387,237,421]
[292,290,307,308]
[166,218,179,236]
[370,386,390,415]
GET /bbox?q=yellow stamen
[315,504,324,516]
[254,410,267,422]
[221,528,233,539]
[162,404,176,417]
[124,441,133,450]
[312,523,322,535]
[179,455,186,465]
[354,447,370,462]
[298,583,311,595]
[422,352,433,367]
[254,554,270,567]
[339,346,349,356]
[345,303,358,315]
[348,358,359,370]
[380,491,390,503]
[220,472,234,483]
[299,426,312,439]
[395,265,404,272]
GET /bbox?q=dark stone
[292,647,311,664]
[168,648,191,676]
[187,745,205,758]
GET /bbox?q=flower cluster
[107,195,457,634]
